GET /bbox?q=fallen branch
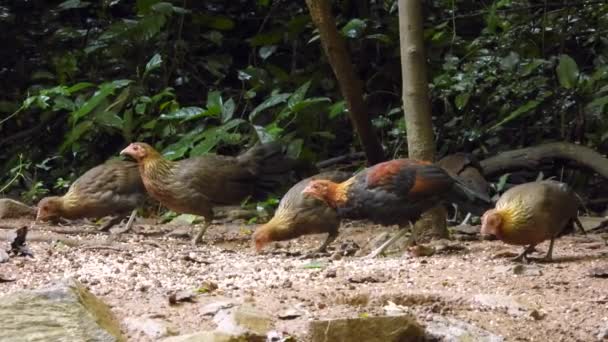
[480,142,608,179]
[79,245,125,252]
[316,152,365,169]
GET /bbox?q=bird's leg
[512,244,536,263]
[573,217,586,235]
[315,231,338,254]
[99,216,124,232]
[365,224,411,259]
[114,209,138,234]
[449,204,459,222]
[300,231,339,259]
[192,220,212,245]
[460,212,472,226]
[541,237,556,262]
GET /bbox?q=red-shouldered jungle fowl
[253,171,352,254]
[36,160,146,232]
[302,159,492,258]
[437,152,491,224]
[480,180,585,262]
[120,141,302,244]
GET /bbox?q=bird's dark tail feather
[239,142,317,199]
[446,174,493,216]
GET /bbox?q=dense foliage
[1,0,607,205]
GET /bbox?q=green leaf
[287,139,303,159]
[190,127,220,156]
[171,213,198,225]
[556,55,579,89]
[71,82,122,121]
[249,93,291,121]
[290,97,330,113]
[144,53,162,77]
[489,100,541,130]
[288,81,311,109]
[496,173,510,192]
[221,99,236,123]
[193,14,235,31]
[67,82,95,94]
[585,96,608,113]
[58,0,89,10]
[341,18,366,38]
[95,111,123,129]
[301,261,326,269]
[455,93,471,110]
[259,45,277,60]
[53,96,75,111]
[136,0,161,14]
[206,91,223,117]
[329,101,346,119]
[365,33,391,44]
[521,59,544,76]
[160,107,204,120]
[60,120,93,152]
[249,30,283,47]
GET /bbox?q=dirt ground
[1,218,608,342]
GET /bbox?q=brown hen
[481,180,584,262]
[253,171,352,254]
[36,160,146,232]
[120,141,298,244]
[303,159,491,257]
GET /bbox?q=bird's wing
[174,155,257,204]
[365,160,452,199]
[69,160,142,197]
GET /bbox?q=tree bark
[305,0,385,165]
[398,0,447,240]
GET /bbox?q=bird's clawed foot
[191,222,211,246]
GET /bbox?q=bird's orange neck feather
[324,178,354,208]
[495,199,533,237]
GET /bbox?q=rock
[597,324,608,340]
[494,264,543,276]
[213,304,272,337]
[0,249,9,263]
[472,294,535,317]
[425,315,504,342]
[160,330,250,342]
[125,316,177,339]
[308,315,424,342]
[578,216,607,231]
[277,309,302,320]
[0,198,36,219]
[0,278,124,341]
[383,301,411,316]
[348,274,385,284]
[199,299,237,316]
[450,224,480,235]
[407,244,435,257]
[588,266,608,278]
[168,289,198,305]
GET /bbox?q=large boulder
[308,315,425,342]
[0,278,124,341]
[0,198,36,219]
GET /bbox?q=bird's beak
[120,144,133,156]
[301,184,314,196]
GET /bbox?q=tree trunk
[305,0,385,165]
[398,0,447,240]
